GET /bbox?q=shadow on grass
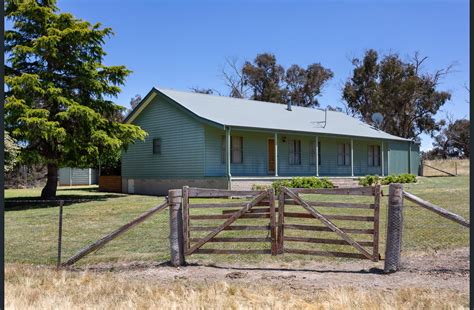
[65,260,385,275]
[5,193,127,211]
[57,186,100,192]
[197,263,386,275]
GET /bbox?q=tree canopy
[5,0,146,198]
[4,131,20,173]
[426,118,470,159]
[222,53,333,107]
[342,49,452,139]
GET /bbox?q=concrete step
[328,178,360,188]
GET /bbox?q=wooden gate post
[384,183,404,273]
[169,189,185,266]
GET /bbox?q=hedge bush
[271,177,334,194]
[358,173,417,186]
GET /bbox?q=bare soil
[70,247,469,295]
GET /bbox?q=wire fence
[4,183,469,268]
[5,196,171,267]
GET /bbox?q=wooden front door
[268,139,275,174]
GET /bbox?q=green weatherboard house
[122,88,420,195]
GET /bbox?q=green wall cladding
[410,143,420,175]
[203,126,405,177]
[388,141,411,175]
[122,96,418,179]
[122,95,205,178]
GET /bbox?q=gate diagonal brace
[282,187,374,261]
[186,191,269,255]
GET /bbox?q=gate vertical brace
[268,189,277,255]
[372,185,381,261]
[277,190,285,254]
[169,189,185,266]
[384,183,404,273]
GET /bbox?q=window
[232,136,243,164]
[153,138,161,154]
[337,143,351,166]
[289,139,301,165]
[221,135,243,164]
[368,145,381,167]
[310,141,321,165]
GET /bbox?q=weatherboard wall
[203,127,403,177]
[121,94,418,180]
[121,95,206,179]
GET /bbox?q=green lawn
[5,176,469,266]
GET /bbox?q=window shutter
[240,137,244,163]
[318,141,321,165]
[344,143,351,166]
[310,141,315,165]
[368,145,374,166]
[221,136,225,163]
[337,144,344,165]
[153,138,161,154]
[299,141,302,164]
[375,145,380,166]
[289,140,294,165]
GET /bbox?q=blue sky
[26,1,474,150]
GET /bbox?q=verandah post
[169,189,185,266]
[226,127,231,189]
[274,132,278,176]
[381,142,385,176]
[384,183,404,273]
[350,139,354,177]
[315,136,319,177]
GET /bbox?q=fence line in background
[61,199,169,267]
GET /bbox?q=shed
[58,167,99,186]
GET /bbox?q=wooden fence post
[277,190,285,254]
[384,183,404,273]
[169,189,185,266]
[57,200,64,269]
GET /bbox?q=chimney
[287,101,292,111]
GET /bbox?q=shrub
[272,177,334,194]
[359,174,417,186]
[251,184,272,191]
[358,175,380,187]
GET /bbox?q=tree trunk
[41,163,59,199]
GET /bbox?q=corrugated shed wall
[122,95,206,178]
[58,168,71,185]
[58,168,93,185]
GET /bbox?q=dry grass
[422,159,469,176]
[5,264,468,310]
[5,176,469,266]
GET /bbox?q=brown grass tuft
[5,264,468,310]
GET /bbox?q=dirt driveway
[74,247,469,295]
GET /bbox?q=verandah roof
[125,87,410,142]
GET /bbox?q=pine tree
[5,0,146,198]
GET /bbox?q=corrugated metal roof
[129,87,410,141]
